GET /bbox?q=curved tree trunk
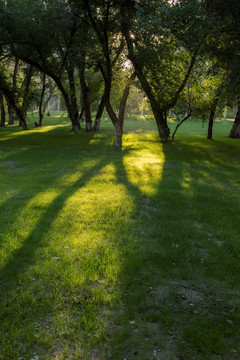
[229,100,240,138]
[121,13,170,141]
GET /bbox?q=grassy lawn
[0,113,240,360]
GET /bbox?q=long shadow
[0,158,110,299]
[1,127,240,358]
[0,127,102,296]
[109,138,240,359]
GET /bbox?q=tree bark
[79,67,92,132]
[229,100,240,138]
[115,122,123,148]
[0,92,5,127]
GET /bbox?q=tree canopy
[0,0,240,144]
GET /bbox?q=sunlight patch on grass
[180,166,194,190]
[123,147,165,195]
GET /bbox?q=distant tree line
[0,0,240,146]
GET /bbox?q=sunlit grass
[0,113,240,359]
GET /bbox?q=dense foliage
[0,0,240,144]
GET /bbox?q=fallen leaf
[149,287,157,296]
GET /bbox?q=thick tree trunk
[0,92,5,127]
[229,101,240,138]
[93,96,105,131]
[154,111,170,141]
[115,123,123,148]
[79,67,92,132]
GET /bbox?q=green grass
[0,112,240,359]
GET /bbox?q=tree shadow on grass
[1,129,240,359]
[108,139,240,360]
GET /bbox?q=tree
[82,0,135,147]
[121,0,211,141]
[205,0,240,138]
[0,0,83,132]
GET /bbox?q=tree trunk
[67,66,80,133]
[8,58,19,125]
[0,92,5,127]
[115,123,123,148]
[79,67,92,132]
[154,111,170,141]
[79,107,84,121]
[208,88,221,140]
[229,100,240,138]
[93,96,105,131]
[207,99,218,139]
[19,57,80,132]
[121,8,199,141]
[121,14,170,141]
[21,65,34,125]
[0,79,28,130]
[38,74,46,127]
[7,102,15,125]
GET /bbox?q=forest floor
[0,113,240,360]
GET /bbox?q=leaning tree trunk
[229,100,240,138]
[121,14,170,141]
[93,96,105,131]
[0,92,5,127]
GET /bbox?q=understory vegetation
[0,114,240,360]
